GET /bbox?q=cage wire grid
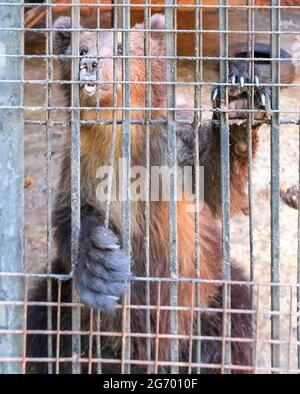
[0,0,299,374]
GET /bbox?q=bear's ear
[53,16,71,55]
[150,14,165,42]
[150,14,165,31]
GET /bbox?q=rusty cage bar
[0,0,300,374]
[0,0,24,374]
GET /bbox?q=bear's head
[53,14,166,111]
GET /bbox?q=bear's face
[53,15,166,108]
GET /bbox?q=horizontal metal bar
[4,2,300,8]
[1,300,300,318]
[3,79,300,87]
[1,271,300,289]
[2,329,300,346]
[3,27,300,34]
[4,105,300,113]
[2,54,298,62]
[0,356,299,374]
[23,118,300,127]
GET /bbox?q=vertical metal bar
[55,281,62,374]
[247,0,255,370]
[95,1,100,138]
[120,0,131,374]
[88,309,93,374]
[0,0,24,374]
[188,282,196,374]
[287,286,293,373]
[154,282,161,373]
[219,0,231,373]
[101,0,121,372]
[46,0,53,374]
[143,0,151,373]
[194,0,203,374]
[246,1,255,284]
[221,282,228,374]
[21,277,28,374]
[253,284,260,374]
[270,0,281,373]
[96,311,101,373]
[71,0,81,374]
[20,0,24,276]
[165,0,179,373]
[117,0,123,29]
[95,0,102,375]
[104,1,119,229]
[297,116,300,371]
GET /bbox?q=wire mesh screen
[0,0,300,374]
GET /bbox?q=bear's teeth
[84,84,96,94]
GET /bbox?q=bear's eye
[80,48,88,56]
[117,44,123,56]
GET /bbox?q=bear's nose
[80,57,98,73]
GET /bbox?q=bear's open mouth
[83,83,97,95]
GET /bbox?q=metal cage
[0,0,300,374]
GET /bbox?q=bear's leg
[198,263,252,374]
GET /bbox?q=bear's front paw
[211,60,271,115]
[75,219,130,311]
